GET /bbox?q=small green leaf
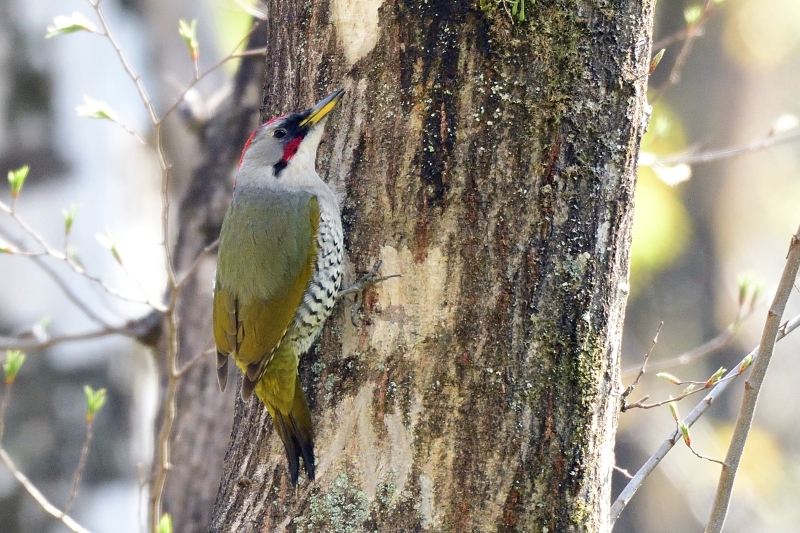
[668,400,679,421]
[83,386,107,422]
[739,354,753,374]
[63,205,80,236]
[679,420,691,446]
[704,367,726,387]
[0,238,15,254]
[649,49,665,74]
[680,383,695,395]
[158,513,173,533]
[8,165,30,199]
[736,271,754,306]
[46,13,97,38]
[95,230,122,265]
[683,5,702,25]
[77,95,118,121]
[657,372,681,385]
[4,350,26,385]
[178,19,199,62]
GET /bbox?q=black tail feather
[270,375,315,485]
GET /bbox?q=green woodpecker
[213,90,345,484]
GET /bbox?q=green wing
[213,190,319,398]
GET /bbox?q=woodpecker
[213,90,345,484]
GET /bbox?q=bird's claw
[338,260,400,327]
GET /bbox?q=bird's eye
[273,129,287,139]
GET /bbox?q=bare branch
[85,0,175,288]
[705,226,800,533]
[0,324,139,351]
[621,321,663,399]
[622,297,757,377]
[610,310,800,526]
[176,343,215,378]
[623,373,735,411]
[149,293,180,532]
[175,239,218,290]
[650,0,717,102]
[622,317,743,376]
[0,381,13,444]
[0,227,110,326]
[687,443,725,467]
[0,448,91,533]
[63,418,95,515]
[159,22,262,123]
[614,465,634,479]
[0,201,166,311]
[654,128,800,166]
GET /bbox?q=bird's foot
[337,260,400,326]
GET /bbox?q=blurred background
[0,0,798,531]
[616,0,800,531]
[0,0,250,531]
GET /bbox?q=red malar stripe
[281,135,303,163]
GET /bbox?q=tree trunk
[202,1,653,532]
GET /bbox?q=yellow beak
[299,89,345,128]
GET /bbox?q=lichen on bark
[200,1,655,532]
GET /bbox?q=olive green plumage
[213,91,344,484]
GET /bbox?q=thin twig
[176,343,215,378]
[159,22,261,123]
[622,321,663,399]
[654,128,800,166]
[79,5,263,530]
[87,1,158,128]
[0,381,13,444]
[232,47,267,58]
[609,311,800,526]
[686,442,725,467]
[175,239,218,290]
[0,324,138,351]
[705,226,800,533]
[63,418,95,515]
[86,0,175,287]
[614,465,634,479]
[622,309,753,376]
[0,226,109,326]
[623,373,736,411]
[117,258,154,303]
[149,292,180,531]
[108,116,148,145]
[0,448,90,533]
[652,25,695,51]
[0,202,166,310]
[650,0,716,103]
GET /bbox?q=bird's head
[237,90,344,183]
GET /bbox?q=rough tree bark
[163,1,654,532]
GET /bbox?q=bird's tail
[267,375,315,485]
